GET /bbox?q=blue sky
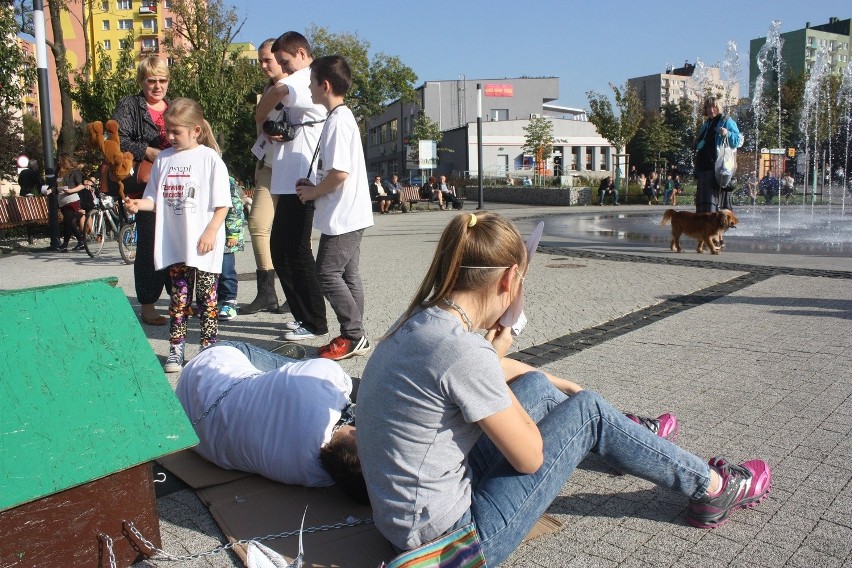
[232,0,850,107]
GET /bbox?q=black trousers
[270,194,328,334]
[135,210,171,305]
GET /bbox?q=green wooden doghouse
[0,278,198,567]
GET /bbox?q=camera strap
[305,104,344,178]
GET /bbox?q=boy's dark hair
[311,56,352,97]
[272,31,312,57]
[319,431,369,504]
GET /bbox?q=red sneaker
[318,336,371,361]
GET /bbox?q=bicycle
[83,193,137,264]
[730,184,757,206]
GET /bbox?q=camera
[262,119,296,141]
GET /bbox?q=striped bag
[379,524,486,568]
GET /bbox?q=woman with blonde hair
[357,212,771,566]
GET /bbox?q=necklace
[443,297,474,332]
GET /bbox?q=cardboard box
[160,450,562,567]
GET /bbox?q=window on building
[102,39,111,50]
[164,17,173,29]
[119,39,130,50]
[102,20,110,30]
[164,0,172,7]
[142,38,158,52]
[117,0,131,9]
[389,119,398,141]
[142,19,156,32]
[369,128,376,147]
[492,109,509,121]
[101,0,109,10]
[118,19,133,29]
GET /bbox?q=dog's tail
[660,209,676,227]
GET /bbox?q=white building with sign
[366,77,614,182]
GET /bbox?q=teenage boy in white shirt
[295,55,373,361]
[256,32,328,342]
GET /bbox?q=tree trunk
[47,0,77,155]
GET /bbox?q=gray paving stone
[4,203,851,567]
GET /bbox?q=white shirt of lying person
[176,345,353,487]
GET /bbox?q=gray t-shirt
[357,306,511,549]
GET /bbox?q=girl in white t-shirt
[125,98,231,373]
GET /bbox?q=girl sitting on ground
[356,211,771,566]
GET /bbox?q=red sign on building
[485,84,514,97]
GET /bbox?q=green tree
[587,82,643,185]
[629,110,680,173]
[22,112,44,165]
[163,0,265,178]
[15,0,78,154]
[306,24,417,134]
[522,115,554,180]
[71,33,138,123]
[1,4,35,114]
[0,110,25,181]
[406,113,443,168]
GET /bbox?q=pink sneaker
[686,457,772,529]
[625,412,679,441]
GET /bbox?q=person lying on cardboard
[175,340,367,503]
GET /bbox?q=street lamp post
[33,0,60,249]
[477,83,483,209]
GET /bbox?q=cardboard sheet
[159,450,562,567]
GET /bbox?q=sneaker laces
[626,414,659,433]
[714,460,752,483]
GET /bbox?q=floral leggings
[168,263,219,347]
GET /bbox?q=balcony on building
[139,4,157,15]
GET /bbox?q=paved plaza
[3,203,851,567]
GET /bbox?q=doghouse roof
[0,278,198,512]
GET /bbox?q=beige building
[628,62,739,113]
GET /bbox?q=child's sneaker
[219,302,237,321]
[686,457,772,529]
[282,326,318,341]
[163,342,185,373]
[625,412,679,441]
[318,336,371,361]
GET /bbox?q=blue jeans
[218,252,237,302]
[455,372,712,566]
[215,340,298,370]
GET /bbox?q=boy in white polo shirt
[295,56,373,361]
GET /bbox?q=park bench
[400,186,465,211]
[0,195,50,243]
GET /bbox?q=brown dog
[660,209,739,255]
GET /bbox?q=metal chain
[191,375,251,426]
[124,517,374,562]
[98,533,117,568]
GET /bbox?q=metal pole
[476,83,483,209]
[33,0,61,249]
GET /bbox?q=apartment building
[628,62,738,113]
[749,17,851,94]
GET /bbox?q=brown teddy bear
[87,120,134,200]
